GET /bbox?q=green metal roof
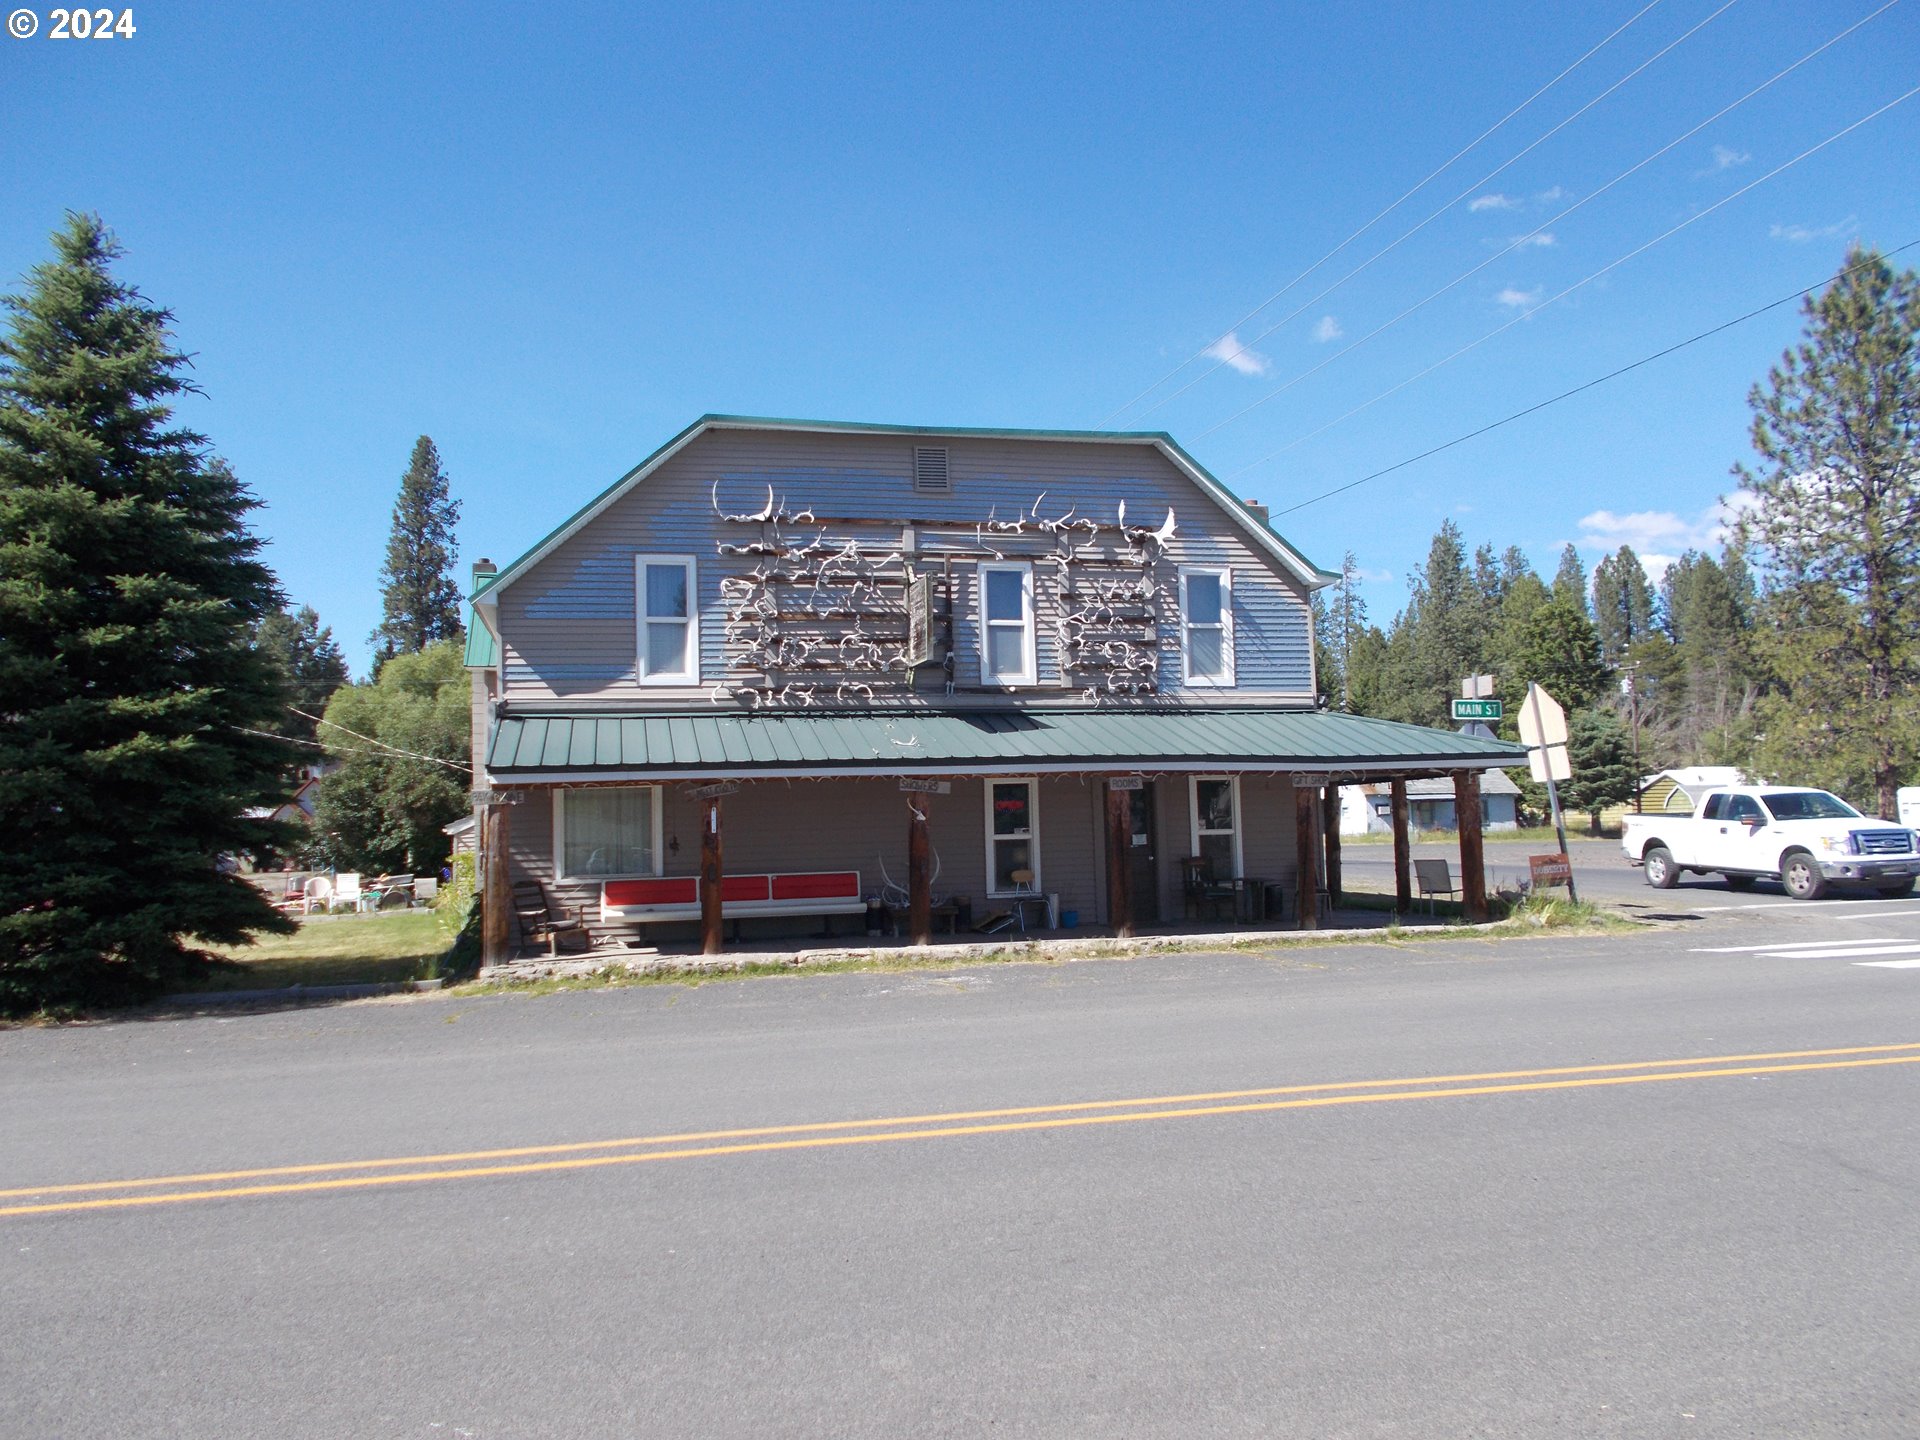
[462,609,497,667]
[486,708,1525,778]
[469,414,1338,607]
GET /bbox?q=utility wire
[235,725,475,773]
[285,706,475,773]
[1264,237,1920,520]
[1094,0,1670,426]
[1118,0,1750,425]
[1195,0,1905,442]
[1233,85,1920,477]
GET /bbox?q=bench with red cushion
[600,871,863,925]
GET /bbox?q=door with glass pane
[988,779,1039,894]
[1191,776,1241,879]
[1123,783,1159,924]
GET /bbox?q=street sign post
[1517,683,1577,902]
[1450,698,1503,722]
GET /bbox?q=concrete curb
[159,977,447,1006]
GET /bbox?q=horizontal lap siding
[504,774,1108,948]
[495,428,1314,703]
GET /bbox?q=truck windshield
[1762,791,1860,821]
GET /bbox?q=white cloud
[1770,214,1857,244]
[1535,186,1565,204]
[1711,144,1749,171]
[1312,315,1343,343]
[1509,231,1555,248]
[1577,498,1748,579]
[1203,331,1271,376]
[1496,286,1542,308]
[1469,193,1519,212]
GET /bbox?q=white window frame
[553,786,665,882]
[1179,565,1235,687]
[984,777,1042,897]
[978,561,1037,687]
[1188,775,1244,879]
[636,554,699,685]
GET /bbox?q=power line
[234,726,474,774]
[1093,0,1670,427]
[1195,0,1906,442]
[1264,237,1920,520]
[1136,0,1750,426]
[285,707,475,773]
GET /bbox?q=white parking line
[1856,959,1920,969]
[1684,898,1920,913]
[1691,939,1917,954]
[1769,944,1920,960]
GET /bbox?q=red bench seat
[601,871,863,926]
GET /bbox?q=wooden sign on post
[1529,852,1573,889]
[469,789,524,806]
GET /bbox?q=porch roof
[485,707,1526,782]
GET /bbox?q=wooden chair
[1414,858,1459,914]
[513,880,586,956]
[1180,857,1235,922]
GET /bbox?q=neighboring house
[1339,772,1521,835]
[1639,767,1749,814]
[442,814,477,857]
[465,416,1524,951]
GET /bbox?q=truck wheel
[1644,846,1680,889]
[1877,878,1916,899]
[1780,851,1828,901]
[1724,875,1756,891]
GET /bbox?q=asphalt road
[5,895,1920,1437]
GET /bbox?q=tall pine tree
[371,435,462,667]
[0,215,292,1014]
[1736,245,1920,816]
[255,603,349,746]
[1592,545,1655,663]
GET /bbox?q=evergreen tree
[0,215,292,1014]
[1736,245,1920,817]
[1406,521,1485,723]
[1311,591,1340,709]
[254,603,349,745]
[1509,594,1609,712]
[1592,545,1655,663]
[1552,544,1590,615]
[1562,708,1637,834]
[371,435,462,667]
[1328,550,1368,711]
[1659,548,1755,760]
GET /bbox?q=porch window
[555,786,662,880]
[979,562,1036,686]
[985,778,1040,895]
[1189,776,1242,878]
[637,555,698,684]
[1179,567,1234,686]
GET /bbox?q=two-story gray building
[465,416,1523,957]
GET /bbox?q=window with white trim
[979,562,1036,686]
[637,555,698,684]
[985,778,1040,895]
[1180,566,1234,686]
[555,787,663,880]
[1189,776,1242,879]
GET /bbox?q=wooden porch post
[1293,782,1320,931]
[700,795,724,955]
[481,800,512,966]
[907,790,932,945]
[1454,770,1489,923]
[1321,786,1343,908]
[1105,781,1134,939]
[1390,779,1412,915]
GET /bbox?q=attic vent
[913,446,951,494]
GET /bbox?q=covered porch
[472,708,1527,962]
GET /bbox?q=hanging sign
[899,777,951,794]
[687,781,740,800]
[1107,776,1144,791]
[468,789,524,806]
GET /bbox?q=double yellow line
[7,1042,1918,1219]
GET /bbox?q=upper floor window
[1180,566,1234,686]
[637,555,698,684]
[979,561,1036,686]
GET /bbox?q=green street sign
[1451,698,1504,721]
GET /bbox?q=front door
[1124,783,1159,924]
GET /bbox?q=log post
[700,795,724,955]
[1454,770,1489,923]
[1321,786,1343,908]
[1293,782,1320,931]
[907,790,932,945]
[1105,781,1134,938]
[481,801,512,966]
[1390,779,1412,915]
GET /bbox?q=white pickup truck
[1621,786,1920,900]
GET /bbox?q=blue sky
[5,0,1916,670]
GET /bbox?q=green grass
[196,911,448,991]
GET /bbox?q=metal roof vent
[913,446,951,494]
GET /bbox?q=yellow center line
[4,1040,1915,1202]
[5,1052,1917,1219]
